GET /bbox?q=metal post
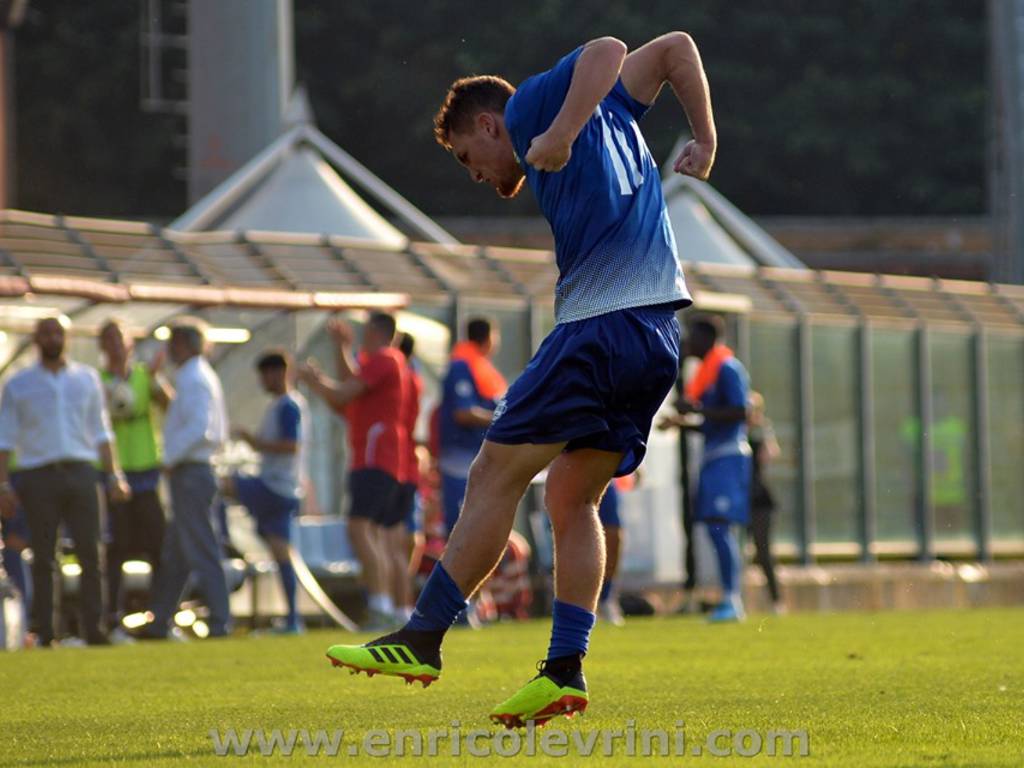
[857,319,877,562]
[795,316,815,565]
[972,328,993,561]
[915,325,935,560]
[0,30,13,209]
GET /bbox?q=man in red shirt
[299,313,409,629]
[396,332,425,622]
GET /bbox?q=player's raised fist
[525,129,573,172]
[673,138,715,181]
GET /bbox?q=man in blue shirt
[327,33,716,726]
[226,350,310,634]
[437,317,505,536]
[679,315,751,623]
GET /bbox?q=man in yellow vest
[98,319,174,637]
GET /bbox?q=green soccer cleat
[326,628,442,688]
[489,660,589,729]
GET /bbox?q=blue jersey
[257,391,309,499]
[699,357,750,460]
[439,360,495,478]
[504,46,691,324]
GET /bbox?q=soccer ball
[107,381,136,421]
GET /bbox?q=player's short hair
[168,316,208,354]
[688,313,724,341]
[466,317,493,345]
[35,315,70,332]
[398,332,415,359]
[433,75,516,148]
[256,349,290,371]
[368,312,397,343]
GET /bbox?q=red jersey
[345,348,408,480]
[401,363,424,485]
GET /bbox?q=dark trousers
[18,461,104,643]
[107,488,165,621]
[749,506,780,603]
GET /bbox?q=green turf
[1,608,1022,767]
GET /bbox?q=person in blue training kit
[674,315,752,622]
[437,317,506,537]
[327,32,716,727]
[225,350,310,634]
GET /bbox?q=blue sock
[406,563,467,632]
[707,522,739,598]
[277,560,298,625]
[546,599,596,660]
[598,578,613,604]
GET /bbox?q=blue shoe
[708,600,745,623]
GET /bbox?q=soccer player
[669,315,751,622]
[437,317,506,537]
[326,32,714,726]
[299,314,409,629]
[225,350,310,634]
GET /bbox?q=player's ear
[478,111,498,137]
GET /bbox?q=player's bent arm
[526,37,627,171]
[253,438,298,455]
[620,32,716,179]
[620,33,715,139]
[453,407,493,429]
[700,405,748,424]
[307,373,367,411]
[549,37,628,142]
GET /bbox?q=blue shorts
[695,454,752,525]
[441,473,468,534]
[487,305,680,476]
[597,482,621,527]
[234,474,299,541]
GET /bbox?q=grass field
[1,607,1022,767]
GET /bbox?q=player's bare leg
[490,448,620,727]
[382,523,414,620]
[545,449,620,609]
[442,440,565,594]
[347,517,389,624]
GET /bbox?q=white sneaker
[598,599,626,626]
[58,636,87,648]
[109,627,137,645]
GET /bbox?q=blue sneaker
[708,599,745,623]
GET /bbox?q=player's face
[259,367,286,394]
[449,116,524,199]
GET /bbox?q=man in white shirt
[144,317,232,638]
[0,316,131,647]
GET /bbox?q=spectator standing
[748,390,784,614]
[144,317,231,639]
[396,333,425,622]
[0,316,131,646]
[98,318,173,637]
